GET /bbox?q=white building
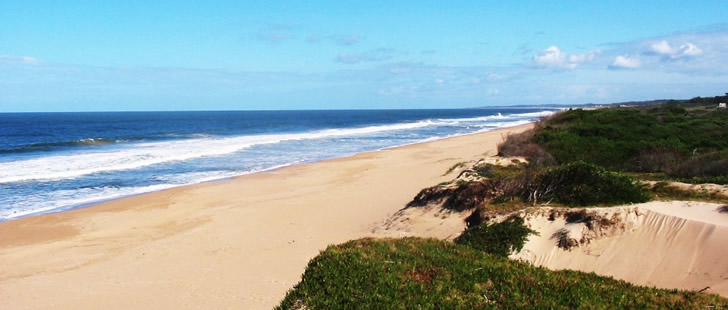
[719,103,727,109]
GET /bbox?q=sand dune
[513,201,728,297]
[0,124,530,310]
[377,196,728,297]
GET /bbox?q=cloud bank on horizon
[1,2,727,112]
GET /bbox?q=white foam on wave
[0,120,439,184]
[506,110,558,118]
[436,112,507,123]
[0,165,300,220]
[0,111,554,184]
[0,183,178,220]
[433,110,555,125]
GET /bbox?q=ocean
[0,109,555,221]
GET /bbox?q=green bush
[277,238,727,309]
[534,161,650,206]
[454,216,537,257]
[532,107,728,175]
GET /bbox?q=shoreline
[1,121,532,223]
[0,123,533,309]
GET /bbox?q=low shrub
[473,163,527,179]
[407,185,455,207]
[454,216,537,257]
[531,161,650,206]
[408,179,516,212]
[497,129,556,167]
[277,238,727,309]
[630,149,684,172]
[668,151,728,182]
[647,182,728,203]
[411,162,650,211]
[445,180,503,211]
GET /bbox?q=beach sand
[0,124,529,309]
[512,201,728,297]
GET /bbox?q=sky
[1,1,727,112]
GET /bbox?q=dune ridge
[512,201,728,296]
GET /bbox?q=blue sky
[1,1,727,112]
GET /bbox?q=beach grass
[444,161,468,176]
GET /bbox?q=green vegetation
[454,216,537,257]
[277,238,727,309]
[412,161,649,213]
[473,163,526,179]
[504,103,728,184]
[499,96,728,187]
[278,97,728,309]
[647,181,728,203]
[533,161,650,206]
[444,161,468,175]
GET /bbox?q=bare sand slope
[0,124,529,310]
[513,201,728,297]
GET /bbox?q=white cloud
[610,55,641,69]
[651,40,675,55]
[530,46,599,70]
[603,30,728,73]
[0,55,42,65]
[569,49,600,64]
[531,46,569,68]
[680,43,703,56]
[650,40,703,59]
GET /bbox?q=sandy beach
[0,124,530,309]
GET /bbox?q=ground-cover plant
[647,182,728,203]
[277,238,727,309]
[454,216,537,257]
[531,161,650,206]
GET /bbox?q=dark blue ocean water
[0,109,555,220]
